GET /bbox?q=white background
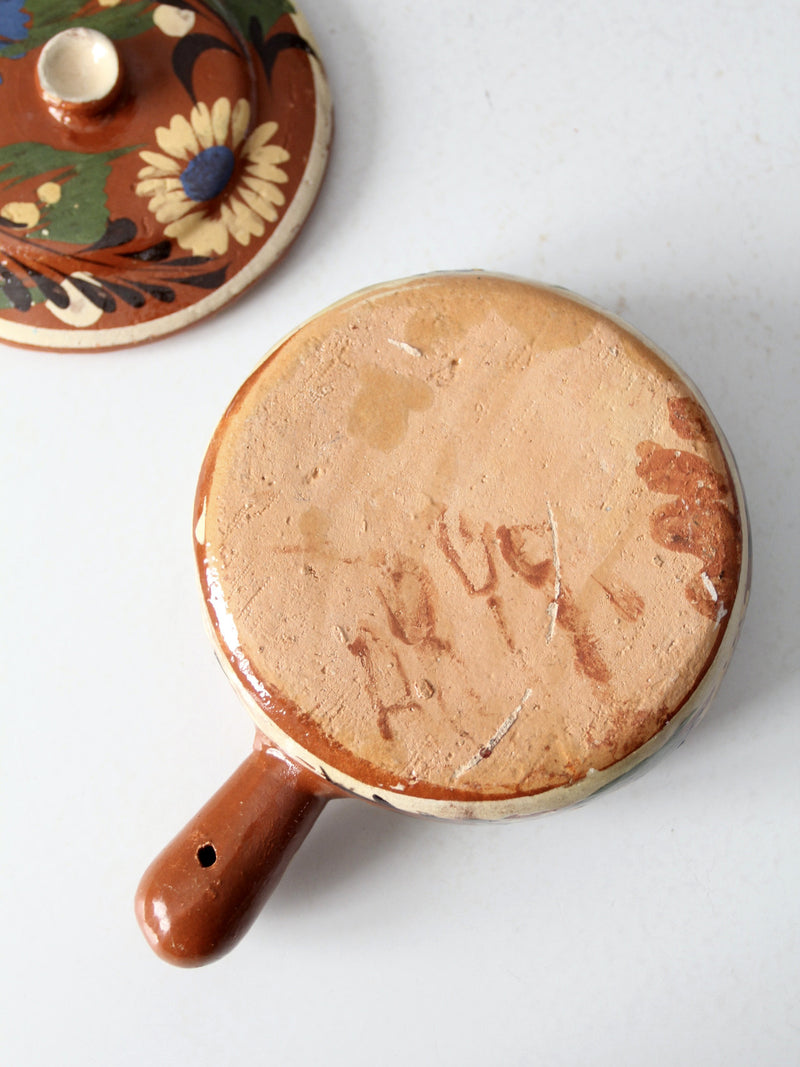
[2,1,798,1064]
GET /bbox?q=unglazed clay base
[195,272,749,818]
[0,1,331,350]
[137,272,750,966]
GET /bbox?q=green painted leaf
[0,143,133,245]
[0,0,152,60]
[207,0,296,42]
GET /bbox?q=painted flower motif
[153,3,195,37]
[0,0,31,42]
[45,272,105,327]
[135,98,290,257]
[1,181,63,231]
[1,200,40,228]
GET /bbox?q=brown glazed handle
[135,739,338,966]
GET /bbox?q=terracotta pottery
[136,272,750,965]
[0,0,331,350]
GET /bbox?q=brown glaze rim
[193,272,751,819]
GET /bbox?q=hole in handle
[196,843,217,868]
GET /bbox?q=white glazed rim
[0,14,332,351]
[196,272,751,821]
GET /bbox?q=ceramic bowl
[136,272,750,965]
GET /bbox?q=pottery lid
[0,0,331,350]
[194,272,748,818]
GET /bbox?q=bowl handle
[135,738,339,966]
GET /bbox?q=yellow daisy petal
[143,190,191,218]
[135,179,161,197]
[153,194,194,224]
[156,113,199,160]
[166,213,230,256]
[190,102,213,149]
[231,98,250,149]
[211,97,231,147]
[242,120,278,155]
[238,186,281,222]
[256,181,285,207]
[137,165,165,180]
[252,144,291,166]
[220,199,264,246]
[135,176,182,197]
[139,151,181,175]
[242,164,289,189]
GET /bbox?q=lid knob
[36,28,122,122]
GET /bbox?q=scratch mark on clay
[545,500,561,643]
[455,688,533,777]
[387,338,423,358]
[488,595,517,652]
[237,579,271,620]
[701,572,718,602]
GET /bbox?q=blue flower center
[180,145,235,203]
